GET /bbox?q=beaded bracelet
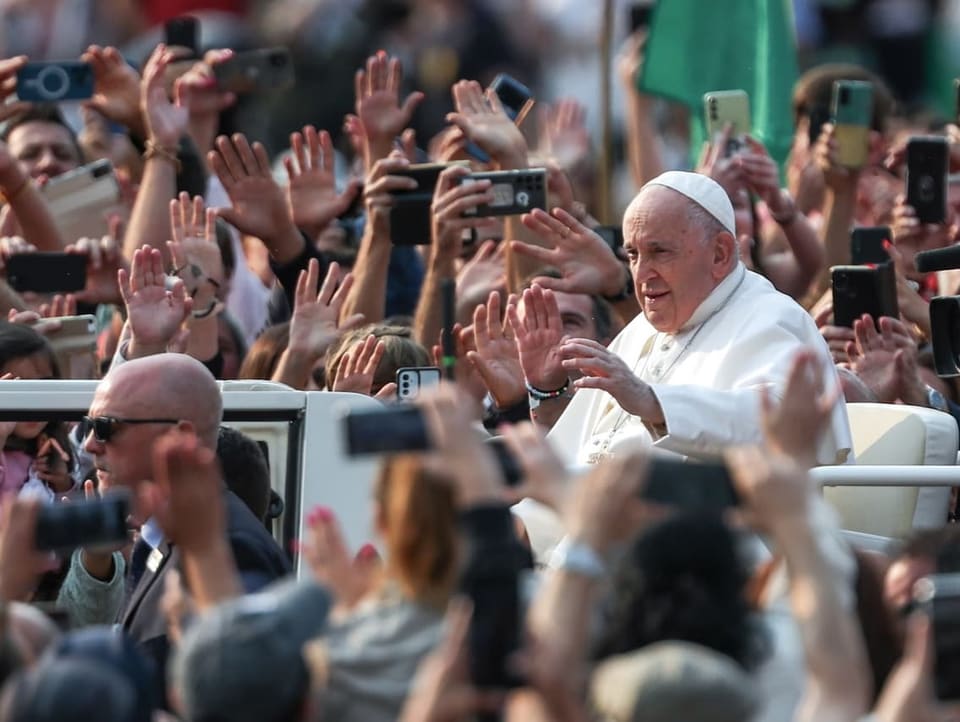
[526,378,571,400]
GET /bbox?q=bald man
[58,354,289,697]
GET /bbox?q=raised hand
[430,164,496,261]
[167,192,224,314]
[82,45,145,137]
[66,216,127,305]
[149,431,225,553]
[760,349,839,467]
[209,133,295,246]
[0,56,29,125]
[289,258,363,360]
[506,284,568,390]
[560,336,662,422]
[284,125,361,238]
[141,44,190,150]
[354,51,424,164]
[513,207,627,297]
[447,80,527,169]
[739,136,791,214]
[300,506,373,610]
[119,246,192,358]
[465,291,525,409]
[332,334,386,395]
[537,98,591,170]
[846,314,924,405]
[890,194,952,254]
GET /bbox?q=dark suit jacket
[119,490,291,702]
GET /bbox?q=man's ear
[712,231,737,278]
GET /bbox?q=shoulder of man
[223,490,291,582]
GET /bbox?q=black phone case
[831,264,899,328]
[642,459,739,511]
[850,226,892,266]
[388,164,448,246]
[6,253,87,294]
[907,138,949,224]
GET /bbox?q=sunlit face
[83,378,178,522]
[623,187,732,334]
[6,121,82,180]
[3,353,53,439]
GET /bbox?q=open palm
[120,247,191,349]
[506,286,567,390]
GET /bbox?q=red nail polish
[315,506,333,523]
[357,543,378,561]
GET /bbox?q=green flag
[638,0,799,168]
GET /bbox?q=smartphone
[343,406,431,455]
[17,61,94,102]
[642,458,739,511]
[464,74,535,164]
[388,162,459,246]
[594,225,624,253]
[906,136,949,224]
[850,226,892,266]
[831,264,899,328]
[213,48,295,94]
[45,315,97,380]
[459,168,547,218]
[34,493,130,552]
[6,253,87,294]
[703,90,750,156]
[395,366,441,401]
[914,573,960,701]
[831,80,873,169]
[164,16,200,58]
[40,159,121,242]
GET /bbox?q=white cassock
[514,263,854,560]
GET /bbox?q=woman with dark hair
[593,512,768,671]
[0,323,76,501]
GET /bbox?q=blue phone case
[17,62,94,102]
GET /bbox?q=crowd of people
[0,1,956,721]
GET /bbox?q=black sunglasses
[82,416,179,443]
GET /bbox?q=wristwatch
[548,537,605,579]
[926,385,949,413]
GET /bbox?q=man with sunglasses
[58,352,289,700]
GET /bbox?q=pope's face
[623,187,731,334]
